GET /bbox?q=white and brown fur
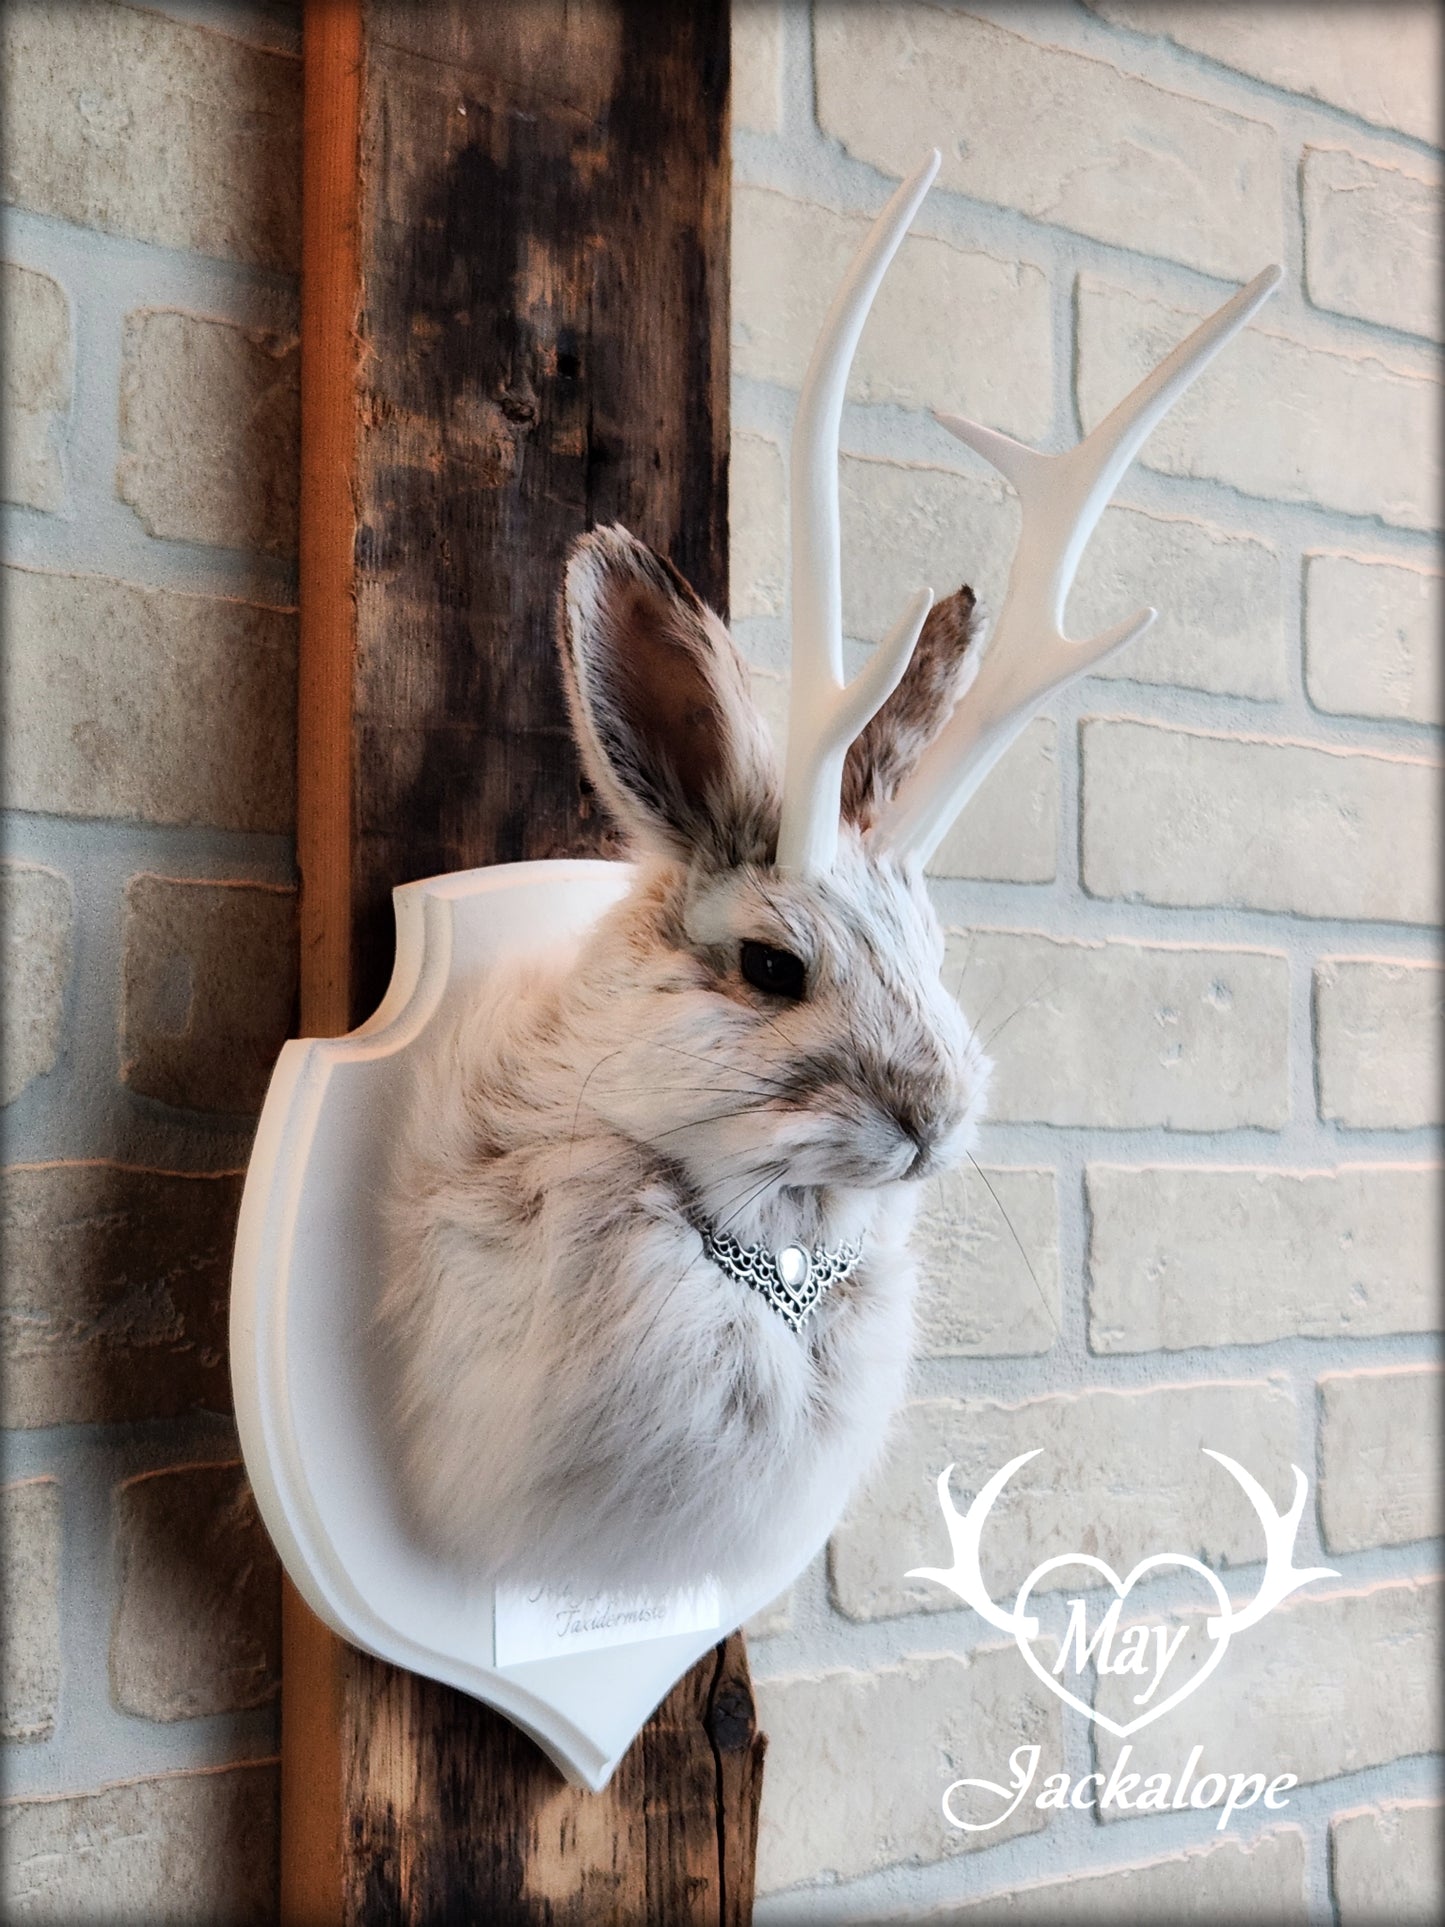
[380,526,990,1597]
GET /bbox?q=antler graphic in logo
[907,1449,1046,1637]
[1197,1450,1338,1634]
[908,1449,1337,1738]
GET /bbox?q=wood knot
[707,1679,756,1753]
[500,388,538,425]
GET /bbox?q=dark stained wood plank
[341,1634,762,1926]
[348,0,730,1018]
[294,1,758,1919]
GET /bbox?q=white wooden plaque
[230,860,816,1790]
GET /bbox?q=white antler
[874,264,1283,865]
[777,151,942,875]
[905,1453,1041,1637]
[1203,1450,1338,1638]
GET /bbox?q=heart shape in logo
[1011,1553,1232,1739]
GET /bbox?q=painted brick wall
[2,3,1439,1921]
[1,0,298,1910]
[730,4,1442,1922]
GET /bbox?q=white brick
[838,452,1017,650]
[734,184,1052,440]
[1315,958,1442,1130]
[910,1828,1308,1922]
[1,1479,60,1743]
[1332,1800,1444,1926]
[830,1383,1298,1623]
[117,308,299,554]
[2,564,296,832]
[945,928,1289,1131]
[743,1588,793,1641]
[0,1763,279,1922]
[1073,506,1286,701]
[1081,718,1441,926]
[732,2,783,134]
[112,1463,280,1720]
[914,1165,1059,1357]
[1,861,72,1107]
[1319,1366,1442,1554]
[926,721,1056,885]
[815,8,1281,280]
[1,261,70,512]
[1303,147,1441,342]
[755,1647,1062,1891]
[1088,3,1441,144]
[730,429,786,619]
[1077,276,1441,533]
[120,875,297,1115]
[1305,552,1443,726]
[0,3,300,270]
[2,1162,240,1428]
[746,661,788,759]
[1088,1165,1441,1352]
[1095,1580,1443,1796]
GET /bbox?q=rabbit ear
[841,585,981,834]
[561,526,781,867]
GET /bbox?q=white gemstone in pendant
[777,1244,810,1290]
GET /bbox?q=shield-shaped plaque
[230,860,814,1790]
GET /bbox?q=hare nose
[892,1107,934,1175]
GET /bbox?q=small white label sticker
[493,1579,723,1668]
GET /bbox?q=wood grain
[348,1,730,1018]
[341,1634,764,1926]
[293,2,756,1918]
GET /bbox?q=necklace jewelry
[702,1228,865,1334]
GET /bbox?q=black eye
[740,941,807,1000]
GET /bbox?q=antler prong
[1079,265,1284,507]
[932,414,1048,492]
[1091,604,1159,659]
[876,264,1283,866]
[837,587,935,745]
[778,150,942,876]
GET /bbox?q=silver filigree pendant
[703,1229,865,1333]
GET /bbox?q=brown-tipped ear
[841,585,981,831]
[560,525,780,867]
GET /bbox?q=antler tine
[876,264,1284,866]
[778,150,942,875]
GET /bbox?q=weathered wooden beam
[292,0,761,1917]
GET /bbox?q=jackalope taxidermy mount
[381,152,1280,1599]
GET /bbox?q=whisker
[966,1151,1058,1338]
[716,1162,788,1234]
[951,927,978,990]
[567,1048,625,1175]
[981,973,1058,1054]
[645,1102,784,1145]
[597,1081,792,1100]
[957,969,1018,1053]
[692,1162,772,1238]
[643,1041,794,1095]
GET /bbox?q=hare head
[554,152,1280,1237]
[560,523,988,1217]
